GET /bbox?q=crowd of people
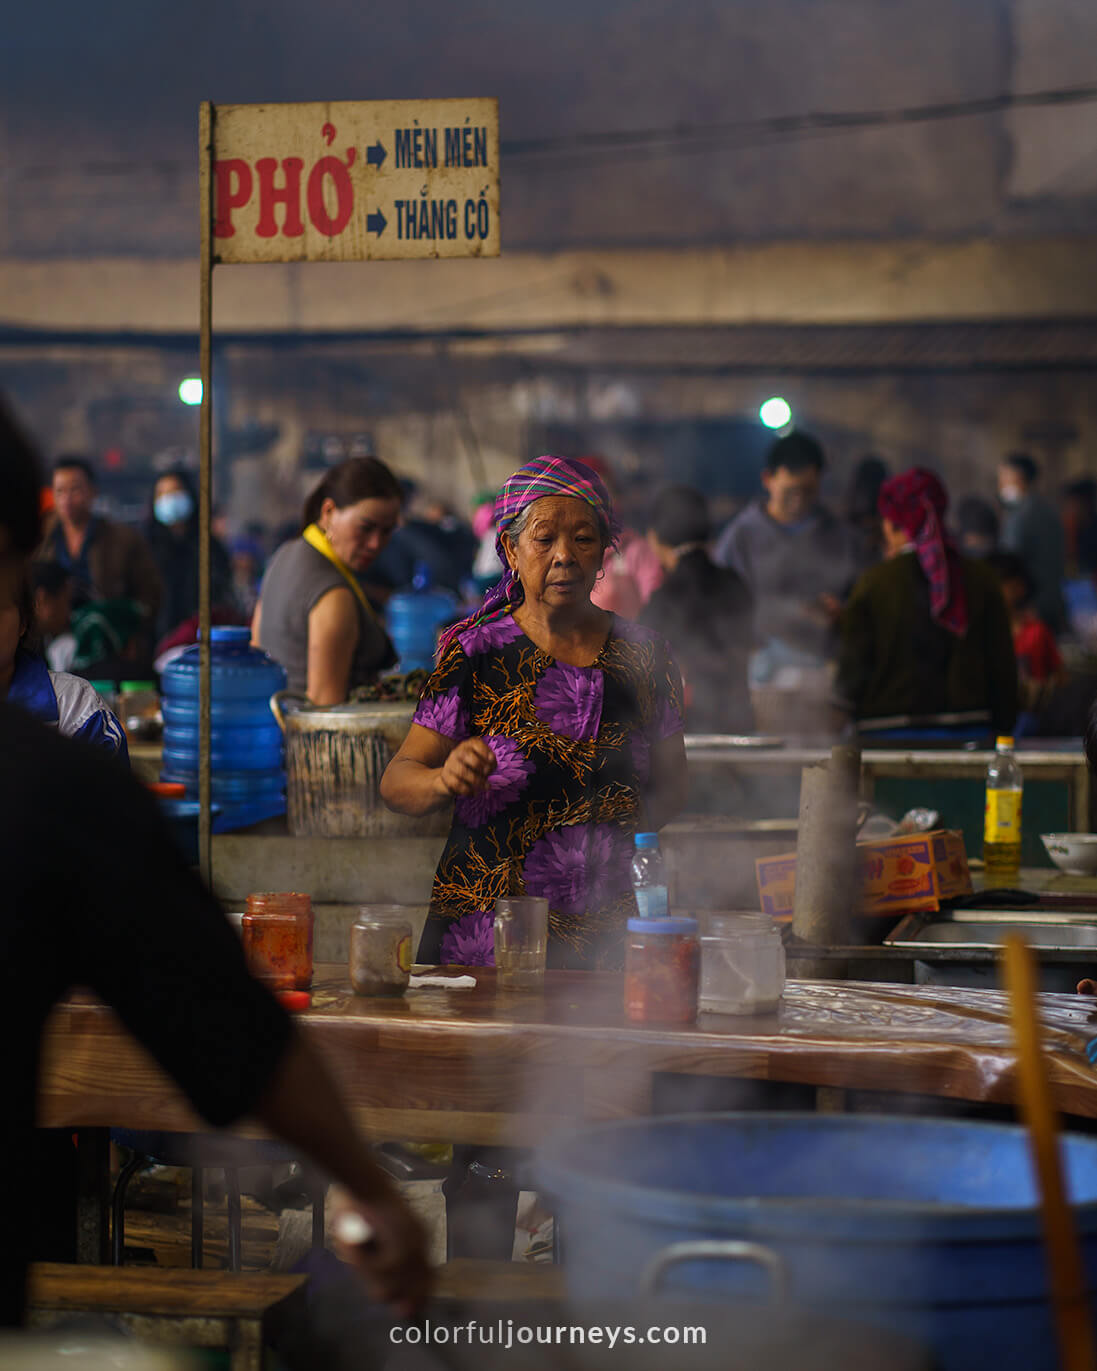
[13,425,1097,753]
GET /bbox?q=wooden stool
[27,1263,307,1371]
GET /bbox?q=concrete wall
[6,0,1095,255]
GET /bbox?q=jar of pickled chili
[243,891,313,990]
[624,916,700,1024]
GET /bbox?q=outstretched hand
[331,1187,433,1318]
[437,738,497,799]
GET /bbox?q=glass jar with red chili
[624,916,700,1025]
[243,891,313,990]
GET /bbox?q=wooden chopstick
[1003,934,1096,1371]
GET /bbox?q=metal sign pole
[197,100,214,888]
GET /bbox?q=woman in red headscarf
[835,467,1018,736]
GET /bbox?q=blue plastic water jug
[386,564,458,672]
[160,626,287,831]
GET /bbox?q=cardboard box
[755,829,972,919]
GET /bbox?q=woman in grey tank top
[252,458,401,703]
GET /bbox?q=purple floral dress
[413,614,684,970]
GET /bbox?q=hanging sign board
[211,98,500,263]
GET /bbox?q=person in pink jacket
[580,456,664,618]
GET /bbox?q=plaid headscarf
[439,455,620,654]
[878,467,968,637]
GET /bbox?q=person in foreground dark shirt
[0,397,430,1328]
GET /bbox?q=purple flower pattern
[533,662,604,741]
[458,614,525,658]
[413,686,469,741]
[455,735,534,828]
[522,823,632,916]
[440,910,496,966]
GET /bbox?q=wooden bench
[27,1263,307,1371]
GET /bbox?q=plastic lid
[210,626,251,643]
[120,680,156,692]
[276,990,312,1011]
[634,832,659,849]
[996,736,1015,749]
[147,781,186,797]
[627,916,698,935]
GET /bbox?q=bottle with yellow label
[984,735,1023,886]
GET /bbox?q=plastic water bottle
[984,735,1023,886]
[160,626,287,832]
[631,832,669,920]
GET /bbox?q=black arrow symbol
[367,209,387,236]
[366,141,387,168]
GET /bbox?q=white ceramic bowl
[1041,833,1097,876]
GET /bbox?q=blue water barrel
[386,565,458,672]
[537,1112,1097,1371]
[160,626,287,831]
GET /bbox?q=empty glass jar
[349,906,414,996]
[699,913,785,1015]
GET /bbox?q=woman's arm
[307,586,360,706]
[381,722,495,816]
[647,731,688,831]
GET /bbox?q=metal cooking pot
[270,692,451,838]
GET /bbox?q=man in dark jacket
[640,485,754,735]
[39,456,161,617]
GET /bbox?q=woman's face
[321,496,401,572]
[503,496,606,610]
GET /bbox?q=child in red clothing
[988,552,1063,688]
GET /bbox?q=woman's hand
[437,738,496,798]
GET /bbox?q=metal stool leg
[110,1153,147,1266]
[225,1168,243,1272]
[191,1167,204,1269]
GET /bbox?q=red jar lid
[147,782,186,798]
[276,990,312,1011]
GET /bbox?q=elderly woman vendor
[381,456,688,969]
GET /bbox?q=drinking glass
[493,897,549,988]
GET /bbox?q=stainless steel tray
[684,734,786,749]
[885,908,1097,954]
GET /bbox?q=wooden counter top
[38,968,1097,1142]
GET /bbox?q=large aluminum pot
[270,692,452,838]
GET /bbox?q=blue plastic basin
[537,1112,1097,1371]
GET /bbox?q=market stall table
[685,739,1090,867]
[40,966,1097,1136]
[40,968,1097,1259]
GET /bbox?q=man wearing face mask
[146,468,235,649]
[998,452,1068,637]
[714,430,856,677]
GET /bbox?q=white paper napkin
[409,973,477,989]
